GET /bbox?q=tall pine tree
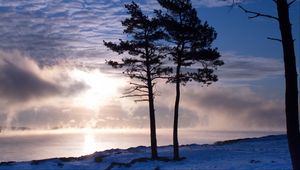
[104,2,170,159]
[156,0,223,160]
[234,0,300,168]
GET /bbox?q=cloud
[0,1,287,131]
[0,50,90,129]
[218,52,283,81]
[0,106,94,129]
[77,81,285,131]
[94,82,284,130]
[0,55,59,102]
[0,50,129,129]
[0,50,87,105]
[0,0,184,63]
[178,85,285,130]
[0,0,129,61]
[192,0,243,8]
[0,76,285,130]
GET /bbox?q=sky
[0,0,299,131]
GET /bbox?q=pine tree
[236,0,300,168]
[156,0,223,160]
[104,2,170,159]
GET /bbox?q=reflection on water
[0,128,284,162]
[83,129,96,155]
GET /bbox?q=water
[0,128,283,162]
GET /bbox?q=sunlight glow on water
[83,129,97,155]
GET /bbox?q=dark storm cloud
[0,51,87,104]
[0,58,60,102]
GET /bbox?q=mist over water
[0,129,284,162]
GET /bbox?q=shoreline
[0,134,290,170]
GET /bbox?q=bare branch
[131,74,148,81]
[288,0,296,7]
[135,88,148,93]
[130,82,148,88]
[267,37,282,42]
[121,94,148,98]
[134,99,149,103]
[153,75,170,79]
[124,86,139,94]
[239,5,279,21]
[124,86,148,94]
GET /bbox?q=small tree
[104,2,170,159]
[157,0,223,160]
[226,0,300,169]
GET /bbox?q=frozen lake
[0,128,284,162]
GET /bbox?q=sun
[70,68,124,110]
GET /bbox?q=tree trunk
[173,63,181,160]
[145,46,158,160]
[277,1,300,169]
[148,83,158,159]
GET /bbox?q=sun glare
[71,69,124,110]
[83,128,96,154]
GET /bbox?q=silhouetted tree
[226,0,300,169]
[156,0,223,160]
[103,2,170,160]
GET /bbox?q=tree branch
[134,99,149,102]
[135,88,148,93]
[129,82,148,88]
[267,37,282,42]
[288,0,296,7]
[239,5,279,21]
[121,94,148,98]
[124,86,149,94]
[153,75,170,80]
[124,86,140,94]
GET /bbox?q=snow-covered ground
[0,135,291,170]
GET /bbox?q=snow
[0,135,291,170]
